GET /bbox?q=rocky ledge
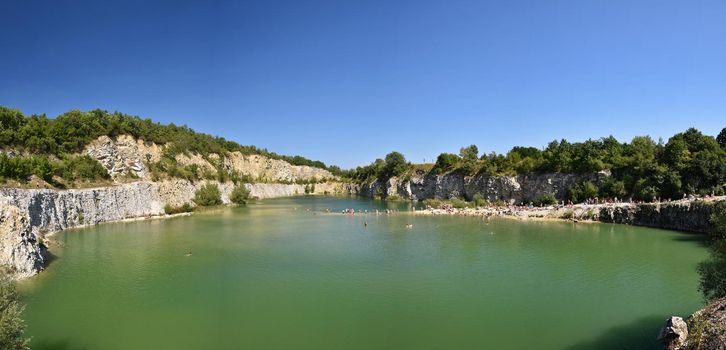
[659,297,726,350]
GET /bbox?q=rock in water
[658,316,689,350]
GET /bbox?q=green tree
[431,153,460,174]
[0,271,30,350]
[193,183,222,206]
[698,202,726,300]
[718,127,726,149]
[381,151,409,179]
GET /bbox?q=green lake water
[19,196,709,350]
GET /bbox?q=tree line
[0,107,345,184]
[349,127,726,202]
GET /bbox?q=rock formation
[659,297,726,350]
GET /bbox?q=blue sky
[1,0,725,168]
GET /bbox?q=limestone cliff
[358,170,609,203]
[84,135,336,183]
[0,134,350,277]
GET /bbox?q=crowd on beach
[422,193,726,221]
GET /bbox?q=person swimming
[185,250,192,256]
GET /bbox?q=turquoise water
[20,196,708,349]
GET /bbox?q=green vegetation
[354,127,726,202]
[163,203,194,214]
[530,193,557,206]
[0,107,343,185]
[698,201,726,301]
[0,271,30,350]
[0,153,109,185]
[348,151,412,183]
[193,184,222,206]
[229,185,250,205]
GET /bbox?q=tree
[431,153,460,174]
[459,145,479,174]
[698,202,726,301]
[381,152,409,179]
[718,127,726,149]
[0,271,30,350]
[193,183,222,206]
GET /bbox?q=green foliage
[356,126,726,203]
[566,181,599,203]
[229,185,250,205]
[472,193,488,207]
[193,184,222,206]
[450,198,470,209]
[55,155,110,182]
[164,203,194,214]
[718,127,726,149]
[381,152,409,179]
[431,153,460,174]
[0,271,30,350]
[0,107,339,181]
[531,193,557,206]
[698,202,726,301]
[599,178,627,198]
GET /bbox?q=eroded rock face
[84,135,163,180]
[658,316,689,350]
[680,297,726,350]
[84,135,338,184]
[0,202,45,277]
[359,171,608,203]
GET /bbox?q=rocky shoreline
[415,196,724,233]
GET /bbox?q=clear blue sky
[1,0,725,168]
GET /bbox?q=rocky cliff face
[599,201,715,233]
[660,297,726,350]
[84,135,336,183]
[359,170,609,203]
[0,201,45,278]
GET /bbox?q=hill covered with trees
[350,127,726,202]
[0,107,344,186]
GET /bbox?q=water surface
[20,196,708,349]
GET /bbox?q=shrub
[230,185,250,205]
[0,270,30,349]
[164,203,194,214]
[450,198,470,209]
[193,184,222,206]
[423,199,443,208]
[472,193,488,207]
[532,193,557,206]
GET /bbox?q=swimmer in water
[185,250,192,256]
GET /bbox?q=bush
[472,193,488,207]
[0,271,30,349]
[193,184,222,206]
[423,198,443,208]
[230,185,250,205]
[164,203,194,214]
[450,198,470,209]
[567,181,599,203]
[532,193,557,206]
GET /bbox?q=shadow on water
[42,249,60,269]
[564,315,665,350]
[671,234,710,247]
[33,339,87,350]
